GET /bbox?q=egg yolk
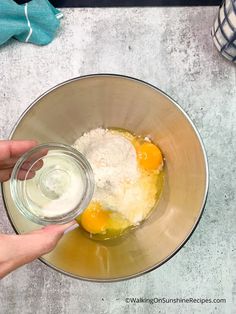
[136,141,163,171]
[80,202,109,234]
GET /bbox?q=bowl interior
[2,75,208,281]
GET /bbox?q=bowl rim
[1,73,209,282]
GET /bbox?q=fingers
[15,149,47,178]
[28,148,48,162]
[0,140,38,162]
[21,159,44,172]
[0,221,79,278]
[0,140,45,182]
[0,231,59,271]
[23,221,79,256]
[0,157,20,169]
[0,158,43,171]
[0,169,12,182]
[41,220,79,235]
[63,222,80,234]
[17,169,36,180]
[0,221,80,273]
[0,168,36,182]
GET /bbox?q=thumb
[0,221,79,278]
[25,220,79,257]
[39,220,79,236]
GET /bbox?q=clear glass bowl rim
[10,142,95,225]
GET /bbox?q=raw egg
[136,141,163,171]
[79,201,131,239]
[80,202,109,234]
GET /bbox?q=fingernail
[64,222,79,234]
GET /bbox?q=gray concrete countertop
[0,7,235,314]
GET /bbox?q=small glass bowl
[10,143,94,225]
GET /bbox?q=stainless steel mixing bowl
[2,74,208,281]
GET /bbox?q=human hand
[0,140,78,278]
[0,140,37,182]
[0,221,78,279]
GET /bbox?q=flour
[73,128,139,193]
[73,128,158,224]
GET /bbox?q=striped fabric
[211,0,236,62]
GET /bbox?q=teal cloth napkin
[0,0,63,46]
